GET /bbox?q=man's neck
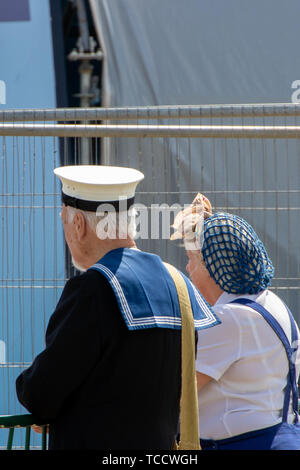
[77,238,137,271]
[95,238,137,261]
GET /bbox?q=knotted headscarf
[170,193,212,250]
[171,194,274,294]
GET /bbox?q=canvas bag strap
[164,263,201,450]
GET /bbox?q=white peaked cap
[54,165,144,211]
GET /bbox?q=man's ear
[73,211,87,241]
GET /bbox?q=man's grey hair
[65,205,137,240]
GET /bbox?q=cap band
[62,192,135,212]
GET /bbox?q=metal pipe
[1,103,300,122]
[75,0,89,51]
[78,61,94,164]
[42,426,48,450]
[7,428,14,450]
[68,1,103,164]
[1,123,300,138]
[25,426,31,450]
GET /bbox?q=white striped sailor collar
[89,248,220,331]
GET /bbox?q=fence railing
[0,414,48,450]
[1,102,300,121]
[0,103,299,448]
[1,123,300,138]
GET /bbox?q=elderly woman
[171,194,300,450]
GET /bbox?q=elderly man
[16,166,220,450]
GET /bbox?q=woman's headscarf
[171,194,274,294]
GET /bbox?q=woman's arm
[196,371,212,391]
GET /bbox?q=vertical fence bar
[42,426,47,450]
[25,426,31,450]
[7,428,14,450]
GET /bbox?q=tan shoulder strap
[163,262,201,450]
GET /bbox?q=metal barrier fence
[1,102,300,120]
[0,103,299,447]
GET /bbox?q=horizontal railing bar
[0,279,67,281]
[0,194,60,197]
[0,286,297,292]
[0,447,43,450]
[5,285,300,289]
[0,202,300,211]
[0,205,299,210]
[139,190,300,194]
[0,277,300,280]
[1,103,300,121]
[0,281,298,287]
[0,203,60,206]
[0,285,64,288]
[0,190,300,196]
[0,277,300,282]
[0,363,32,368]
[1,123,300,138]
[250,287,300,290]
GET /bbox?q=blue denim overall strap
[230,298,299,424]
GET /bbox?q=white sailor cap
[54,165,144,212]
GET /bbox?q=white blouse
[196,290,300,440]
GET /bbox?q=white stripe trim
[93,263,218,329]
[190,282,219,326]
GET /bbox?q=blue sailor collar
[89,248,220,331]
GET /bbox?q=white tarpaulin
[89,0,300,105]
[89,0,300,319]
